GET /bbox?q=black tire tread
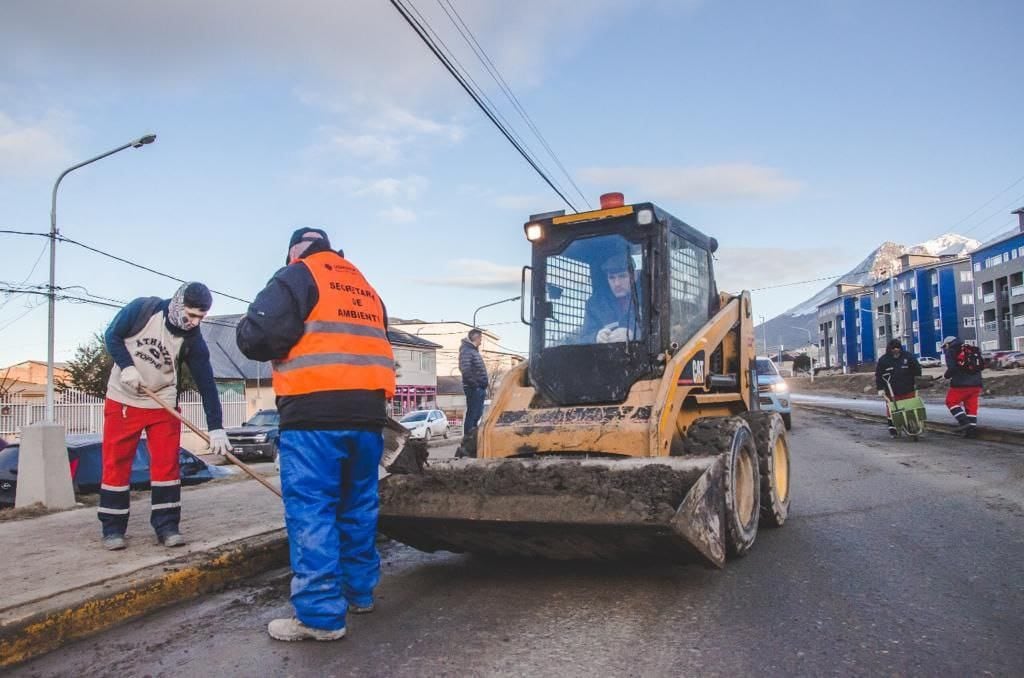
[739,411,790,528]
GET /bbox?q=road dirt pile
[380,460,707,523]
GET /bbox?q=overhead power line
[945,172,1024,234]
[434,0,591,209]
[389,0,580,213]
[56,234,252,304]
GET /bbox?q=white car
[399,409,449,440]
[918,356,942,368]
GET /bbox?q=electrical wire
[435,0,591,209]
[56,234,252,304]
[389,0,579,213]
[400,1,561,191]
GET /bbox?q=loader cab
[524,194,718,406]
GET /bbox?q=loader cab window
[542,234,645,348]
[668,232,711,348]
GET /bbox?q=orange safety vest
[272,251,396,398]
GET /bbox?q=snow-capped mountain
[757,233,980,351]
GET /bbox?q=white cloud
[378,206,417,224]
[1,1,654,99]
[0,110,72,177]
[418,258,521,290]
[369,106,464,143]
[354,175,428,200]
[328,133,401,163]
[580,163,804,202]
[715,246,840,292]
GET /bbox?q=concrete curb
[0,528,288,669]
[795,404,1021,446]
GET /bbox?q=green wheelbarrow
[883,377,927,440]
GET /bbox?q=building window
[974,262,981,272]
[962,294,974,306]
[960,270,973,282]
[963,317,975,327]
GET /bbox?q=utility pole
[759,315,767,356]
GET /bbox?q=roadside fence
[0,389,246,442]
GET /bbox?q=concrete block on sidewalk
[15,422,74,509]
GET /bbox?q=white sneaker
[267,617,346,642]
[102,535,126,551]
[159,532,186,547]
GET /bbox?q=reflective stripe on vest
[272,252,396,397]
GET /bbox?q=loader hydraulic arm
[651,292,755,457]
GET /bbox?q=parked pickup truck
[225,409,280,461]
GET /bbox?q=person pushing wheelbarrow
[874,339,925,440]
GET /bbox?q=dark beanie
[182,282,213,311]
[887,339,902,351]
[289,227,330,250]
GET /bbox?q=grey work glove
[876,389,886,397]
[208,429,233,456]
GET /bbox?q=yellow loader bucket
[378,456,730,567]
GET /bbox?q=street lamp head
[132,134,157,148]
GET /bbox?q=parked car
[995,351,1024,369]
[982,350,1015,369]
[755,357,792,430]
[0,434,234,507]
[918,356,942,368]
[225,409,280,461]
[399,409,449,440]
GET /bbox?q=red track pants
[98,399,182,537]
[945,386,981,429]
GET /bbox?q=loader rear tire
[740,411,791,528]
[683,418,761,557]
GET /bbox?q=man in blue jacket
[100,282,231,550]
[459,329,489,435]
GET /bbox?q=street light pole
[45,134,157,421]
[472,295,522,329]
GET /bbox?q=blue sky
[2,0,1023,366]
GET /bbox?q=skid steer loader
[379,194,791,567]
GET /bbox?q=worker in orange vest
[237,228,395,642]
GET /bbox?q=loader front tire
[723,420,761,557]
[685,417,761,557]
[740,411,791,528]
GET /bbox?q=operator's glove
[877,389,886,397]
[208,429,233,456]
[120,366,144,394]
[596,326,630,344]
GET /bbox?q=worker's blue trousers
[279,429,383,631]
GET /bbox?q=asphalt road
[792,393,1024,432]
[13,411,1024,677]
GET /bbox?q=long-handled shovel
[141,386,282,498]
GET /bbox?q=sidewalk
[0,438,462,668]
[0,471,286,667]
[792,393,1024,439]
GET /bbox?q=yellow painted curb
[0,530,288,668]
